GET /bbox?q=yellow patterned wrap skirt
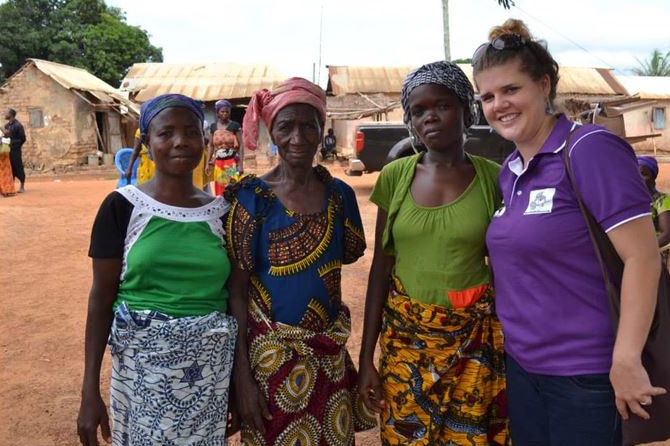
[378,276,509,445]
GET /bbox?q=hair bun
[488,18,532,41]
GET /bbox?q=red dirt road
[1,160,668,446]
[0,160,380,446]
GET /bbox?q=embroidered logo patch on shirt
[524,188,556,215]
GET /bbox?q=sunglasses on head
[472,34,527,65]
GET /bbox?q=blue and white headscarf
[139,94,204,140]
[400,61,477,127]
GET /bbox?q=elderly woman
[358,61,508,445]
[473,18,665,446]
[77,94,237,446]
[225,77,376,446]
[206,99,243,195]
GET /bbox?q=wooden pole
[442,0,451,61]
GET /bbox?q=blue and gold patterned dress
[225,165,376,446]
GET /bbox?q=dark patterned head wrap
[401,61,477,127]
[139,94,204,140]
[638,155,659,181]
[215,99,232,113]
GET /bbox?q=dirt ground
[1,158,669,446]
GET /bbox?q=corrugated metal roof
[28,59,123,97]
[616,76,670,99]
[121,63,287,103]
[30,58,120,95]
[327,65,415,95]
[327,64,626,96]
[27,58,139,114]
[556,67,626,95]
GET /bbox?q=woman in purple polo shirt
[472,18,666,446]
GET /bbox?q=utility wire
[512,3,617,70]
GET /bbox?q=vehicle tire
[386,137,426,164]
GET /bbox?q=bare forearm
[81,297,114,396]
[606,217,661,362]
[228,269,254,381]
[131,139,142,157]
[656,213,670,247]
[130,154,139,167]
[613,252,661,361]
[359,255,394,363]
[206,143,214,164]
[229,298,251,375]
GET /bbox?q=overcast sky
[107,0,668,85]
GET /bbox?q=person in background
[358,61,508,445]
[76,94,237,446]
[0,128,16,196]
[4,108,26,193]
[192,115,213,193]
[267,141,278,166]
[225,77,376,446]
[321,128,337,160]
[473,18,664,446]
[206,99,243,195]
[125,126,155,184]
[203,117,211,146]
[638,155,670,262]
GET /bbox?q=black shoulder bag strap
[562,128,624,326]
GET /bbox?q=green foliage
[0,0,162,85]
[497,0,514,9]
[633,49,670,77]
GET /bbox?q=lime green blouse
[370,153,501,306]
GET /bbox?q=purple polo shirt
[487,114,651,375]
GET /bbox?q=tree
[441,0,514,61]
[0,0,58,79]
[633,49,670,77]
[0,0,162,85]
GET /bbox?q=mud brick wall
[0,66,98,170]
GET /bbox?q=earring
[408,125,419,146]
[545,100,554,115]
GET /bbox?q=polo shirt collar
[507,114,580,175]
[543,114,581,155]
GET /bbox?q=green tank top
[391,178,491,304]
[370,153,501,306]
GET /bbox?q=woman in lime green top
[358,61,508,445]
[638,156,670,263]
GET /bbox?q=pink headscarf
[243,77,327,151]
